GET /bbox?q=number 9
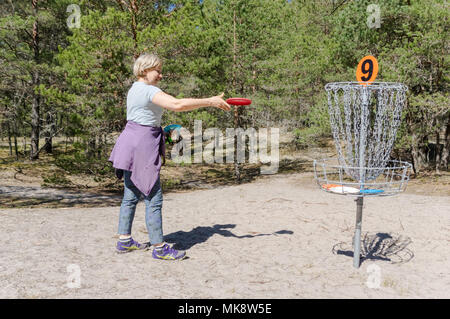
[356,55,378,84]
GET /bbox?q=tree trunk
[6,121,12,156]
[130,1,138,58]
[97,134,103,159]
[440,114,450,170]
[44,137,53,153]
[117,0,139,58]
[30,83,40,160]
[232,7,240,183]
[30,0,40,160]
[13,121,18,160]
[85,136,96,160]
[410,132,428,174]
[435,131,440,174]
[44,111,55,154]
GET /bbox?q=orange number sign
[356,55,378,84]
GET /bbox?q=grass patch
[292,127,330,150]
[41,170,74,188]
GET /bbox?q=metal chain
[324,82,408,182]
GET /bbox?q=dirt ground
[1,134,449,299]
[0,170,449,299]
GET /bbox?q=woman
[109,53,230,260]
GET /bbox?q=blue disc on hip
[163,124,182,133]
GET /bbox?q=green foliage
[326,0,449,168]
[1,0,448,172]
[304,97,331,136]
[42,171,73,188]
[54,149,114,176]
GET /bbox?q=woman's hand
[210,93,231,111]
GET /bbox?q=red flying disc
[226,98,252,106]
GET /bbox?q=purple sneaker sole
[152,244,186,260]
[116,239,150,254]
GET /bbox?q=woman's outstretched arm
[152,92,231,112]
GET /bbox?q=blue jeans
[118,170,164,244]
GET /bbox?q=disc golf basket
[313,82,412,268]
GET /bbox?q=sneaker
[116,237,149,253]
[152,243,186,260]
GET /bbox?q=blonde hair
[133,53,162,78]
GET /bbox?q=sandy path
[0,185,121,204]
[0,172,449,299]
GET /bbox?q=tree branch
[329,0,350,15]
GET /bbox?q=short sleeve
[146,85,162,103]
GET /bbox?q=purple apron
[109,121,165,196]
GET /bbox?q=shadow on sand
[332,232,414,265]
[163,224,293,250]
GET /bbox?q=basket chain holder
[314,82,411,268]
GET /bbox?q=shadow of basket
[332,232,414,265]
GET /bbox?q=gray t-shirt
[126,82,163,126]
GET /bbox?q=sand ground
[0,172,449,299]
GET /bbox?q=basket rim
[313,158,412,170]
[325,81,408,91]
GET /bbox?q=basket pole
[322,82,409,269]
[353,196,364,268]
